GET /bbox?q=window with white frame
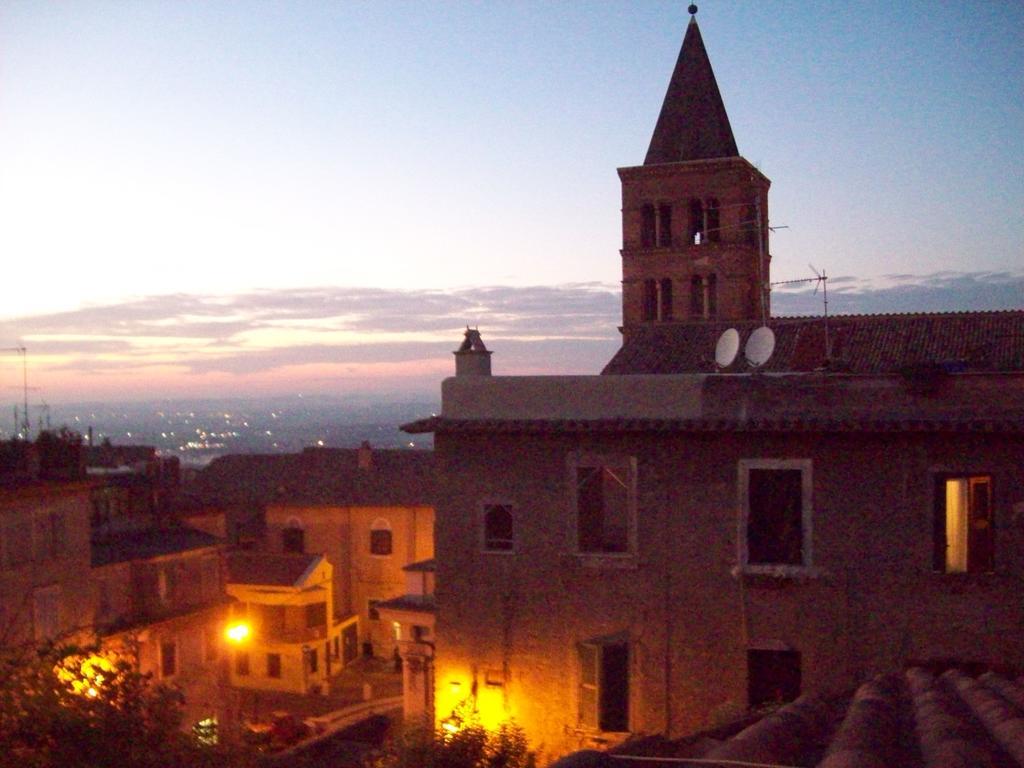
[578,634,630,732]
[482,503,514,553]
[570,455,637,556]
[738,459,813,569]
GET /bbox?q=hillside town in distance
[3,7,1023,768]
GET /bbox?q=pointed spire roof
[644,10,739,165]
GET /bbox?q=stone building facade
[403,8,1024,762]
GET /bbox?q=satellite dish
[745,326,776,368]
[714,328,740,368]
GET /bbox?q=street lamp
[225,621,250,643]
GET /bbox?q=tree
[0,639,249,768]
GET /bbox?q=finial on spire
[688,4,698,16]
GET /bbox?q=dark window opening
[658,278,673,321]
[657,204,672,247]
[642,279,657,322]
[235,651,250,676]
[707,273,717,318]
[282,526,304,554]
[306,601,327,629]
[579,640,629,732]
[160,641,177,678]
[748,649,801,707]
[689,199,704,244]
[747,469,804,565]
[483,504,514,552]
[368,599,382,622]
[640,204,656,248]
[370,528,393,556]
[743,203,759,247]
[576,464,630,554]
[307,647,318,674]
[706,198,721,242]
[266,653,282,678]
[934,474,993,573]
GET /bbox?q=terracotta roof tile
[185,447,434,509]
[554,668,1024,768]
[226,551,321,587]
[603,311,1024,375]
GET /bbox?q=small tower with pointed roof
[619,5,771,337]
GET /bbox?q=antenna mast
[3,346,29,439]
[770,268,831,362]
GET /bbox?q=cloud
[1,272,1018,401]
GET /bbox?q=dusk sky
[1,1,1021,403]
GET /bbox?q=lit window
[578,635,629,732]
[482,503,514,553]
[935,474,993,573]
[739,460,812,569]
[370,519,393,556]
[571,455,636,556]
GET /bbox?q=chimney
[454,328,492,377]
[358,440,373,470]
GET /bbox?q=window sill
[731,564,823,581]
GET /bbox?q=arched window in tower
[370,518,393,556]
[742,203,759,247]
[706,198,721,243]
[690,275,718,319]
[282,518,304,553]
[659,278,673,321]
[690,276,703,317]
[640,204,657,248]
[689,199,704,244]
[642,279,657,322]
[658,204,673,247]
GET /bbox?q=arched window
[640,204,657,247]
[706,198,720,242]
[657,204,673,247]
[483,504,514,552]
[659,278,673,321]
[689,199,704,244]
[642,279,657,322]
[282,517,304,553]
[370,518,392,556]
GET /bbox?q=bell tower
[619,5,770,337]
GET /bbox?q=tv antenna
[2,346,29,439]
[771,266,831,362]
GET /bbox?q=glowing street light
[225,622,250,643]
